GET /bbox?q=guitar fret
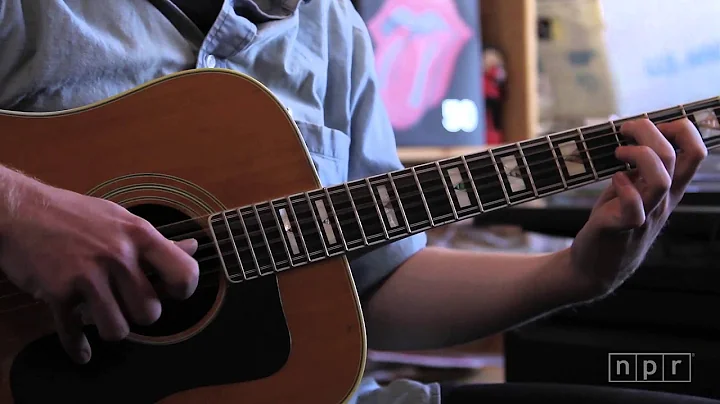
[347,179,386,243]
[647,105,683,124]
[390,169,431,232]
[414,163,454,225]
[521,137,565,196]
[547,135,568,188]
[609,120,631,171]
[256,202,292,271]
[238,207,264,278]
[344,183,368,246]
[410,166,434,227]
[549,131,595,186]
[328,184,365,249]
[576,128,599,180]
[581,123,626,178]
[460,155,484,213]
[679,104,688,119]
[208,211,245,282]
[516,142,539,197]
[487,149,512,205]
[369,176,405,238]
[435,161,459,220]
[283,196,311,264]
[289,195,325,260]
[440,158,481,219]
[304,192,331,256]
[252,204,278,274]
[269,199,296,267]
[492,144,535,204]
[310,188,345,254]
[387,172,413,233]
[323,187,348,251]
[465,152,506,210]
[366,177,390,239]
[222,209,258,279]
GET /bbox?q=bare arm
[0,164,31,236]
[0,162,199,364]
[362,246,596,351]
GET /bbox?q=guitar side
[0,69,366,403]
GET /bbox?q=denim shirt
[0,0,435,403]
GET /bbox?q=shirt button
[206,54,216,68]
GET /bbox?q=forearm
[0,164,19,231]
[0,164,37,235]
[363,245,598,351]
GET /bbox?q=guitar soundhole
[126,204,221,338]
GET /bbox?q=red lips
[368,0,473,131]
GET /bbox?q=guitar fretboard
[207,97,720,283]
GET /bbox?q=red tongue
[368,0,473,131]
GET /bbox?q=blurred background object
[349,0,720,395]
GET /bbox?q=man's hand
[571,118,707,297]
[0,178,199,364]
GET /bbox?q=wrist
[0,166,41,237]
[545,247,606,305]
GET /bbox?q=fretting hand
[0,177,199,364]
[570,118,707,296]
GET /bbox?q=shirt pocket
[293,120,351,187]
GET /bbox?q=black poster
[356,0,485,146]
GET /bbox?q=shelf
[480,0,538,143]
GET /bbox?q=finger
[656,118,708,196]
[109,260,162,326]
[620,119,676,176]
[596,171,646,231]
[593,175,622,207]
[615,145,671,214]
[174,239,199,255]
[50,302,91,364]
[78,272,129,342]
[140,232,199,300]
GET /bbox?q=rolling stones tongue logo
[368,0,472,131]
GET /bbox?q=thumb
[596,172,646,232]
[173,239,198,256]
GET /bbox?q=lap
[440,382,719,404]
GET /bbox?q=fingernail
[78,348,91,364]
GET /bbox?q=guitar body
[0,70,366,403]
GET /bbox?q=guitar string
[0,119,718,295]
[0,143,626,299]
[152,126,719,254]
[2,140,720,311]
[141,123,630,234]
[0,147,619,303]
[149,111,720,236]
[1,150,720,312]
[1,137,719,302]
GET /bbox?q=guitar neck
[205,97,720,283]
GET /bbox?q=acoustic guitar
[0,69,718,404]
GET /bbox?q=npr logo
[609,353,693,382]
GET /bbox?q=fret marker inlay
[693,108,720,139]
[447,167,471,208]
[558,141,586,176]
[500,155,526,192]
[377,185,399,228]
[278,208,300,255]
[314,199,337,244]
